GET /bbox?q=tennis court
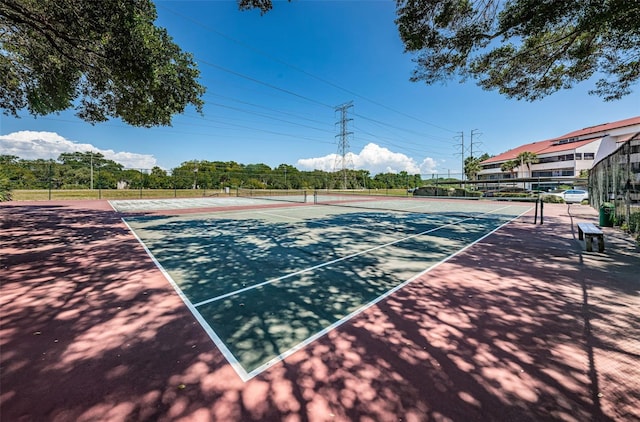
[115,194,532,380]
[3,197,639,421]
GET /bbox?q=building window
[575,153,582,159]
[558,154,574,161]
[481,163,502,170]
[584,153,595,159]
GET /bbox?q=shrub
[495,192,532,198]
[629,211,640,233]
[0,175,12,202]
[541,195,565,203]
[414,187,451,196]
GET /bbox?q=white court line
[242,205,532,379]
[191,204,518,308]
[123,203,531,382]
[121,218,251,382]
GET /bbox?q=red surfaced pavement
[1,200,638,421]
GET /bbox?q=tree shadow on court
[2,203,637,421]
[1,204,235,420]
[123,211,506,374]
[244,213,638,421]
[201,211,637,421]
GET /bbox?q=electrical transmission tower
[470,129,482,159]
[454,131,465,181]
[333,101,354,189]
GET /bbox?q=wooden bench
[577,222,605,252]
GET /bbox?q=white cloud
[0,131,157,169]
[419,157,438,174]
[296,143,438,175]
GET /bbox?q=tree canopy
[0,0,205,126]
[0,154,427,193]
[396,0,639,101]
[516,151,539,177]
[464,153,490,180]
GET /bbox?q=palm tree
[516,151,539,178]
[464,157,480,181]
[500,160,519,179]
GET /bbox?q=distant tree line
[0,152,434,193]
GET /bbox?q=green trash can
[599,202,615,227]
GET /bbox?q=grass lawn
[9,189,231,201]
[9,188,415,201]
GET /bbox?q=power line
[197,59,458,158]
[354,113,456,143]
[204,92,331,127]
[196,57,335,109]
[205,100,333,134]
[179,113,334,145]
[353,126,454,156]
[158,4,458,134]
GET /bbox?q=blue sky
[1,0,638,175]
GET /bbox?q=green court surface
[121,200,531,380]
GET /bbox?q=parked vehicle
[542,189,589,203]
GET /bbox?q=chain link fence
[4,158,466,201]
[589,134,640,233]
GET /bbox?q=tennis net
[313,190,533,220]
[237,188,308,204]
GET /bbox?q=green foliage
[0,173,12,201]
[464,153,490,181]
[2,154,427,192]
[0,0,205,126]
[494,192,532,198]
[414,186,480,197]
[516,151,539,177]
[238,0,276,14]
[541,194,565,203]
[500,159,519,177]
[394,0,639,101]
[629,211,640,234]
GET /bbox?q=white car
[544,189,589,203]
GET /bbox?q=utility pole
[454,131,464,181]
[469,129,483,183]
[470,129,482,159]
[334,101,354,190]
[90,151,94,190]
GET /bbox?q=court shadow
[1,204,232,420]
[2,203,637,421]
[123,210,509,374]
[247,213,638,421]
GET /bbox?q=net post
[540,199,544,225]
[534,197,539,224]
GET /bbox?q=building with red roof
[478,116,640,190]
